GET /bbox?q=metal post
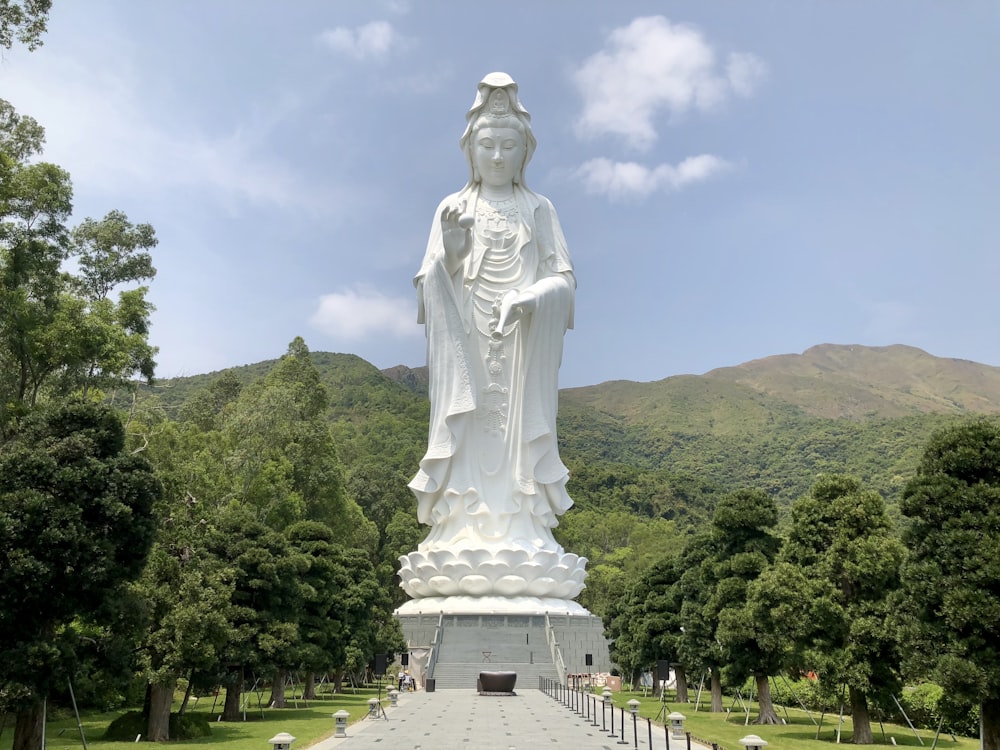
[618,707,629,744]
[687,731,692,750]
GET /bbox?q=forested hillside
[142,343,1000,617]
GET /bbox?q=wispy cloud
[573,154,732,200]
[309,285,420,341]
[2,46,341,215]
[573,15,767,149]
[318,21,407,62]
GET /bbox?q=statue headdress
[460,72,537,187]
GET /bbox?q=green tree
[0,101,73,419]
[900,419,1000,750]
[782,474,906,743]
[1,101,158,427]
[0,402,159,750]
[675,531,726,710]
[709,488,784,723]
[219,338,375,550]
[203,505,305,722]
[130,422,235,742]
[0,0,50,50]
[345,459,417,607]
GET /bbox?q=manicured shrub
[104,711,212,741]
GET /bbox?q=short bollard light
[333,710,349,738]
[740,734,769,750]
[268,733,295,750]
[668,711,687,739]
[388,689,399,707]
[367,698,380,717]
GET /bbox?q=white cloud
[573,15,766,149]
[1,46,341,215]
[573,154,732,200]
[727,52,768,98]
[318,21,405,61]
[309,285,419,341]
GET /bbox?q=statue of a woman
[398,73,587,609]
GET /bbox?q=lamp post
[268,733,295,750]
[602,689,612,733]
[628,699,640,749]
[333,711,349,738]
[668,711,687,740]
[739,735,769,750]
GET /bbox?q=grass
[592,690,978,750]
[2,686,979,750]
[0,686,379,750]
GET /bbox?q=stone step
[430,661,558,690]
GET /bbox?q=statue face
[473,127,524,188]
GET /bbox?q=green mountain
[151,343,1000,514]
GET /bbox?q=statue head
[460,72,537,188]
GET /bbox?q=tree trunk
[711,671,724,712]
[674,664,689,703]
[269,669,287,708]
[222,667,243,722]
[754,674,781,725]
[849,686,873,744]
[302,672,317,700]
[147,679,176,742]
[983,697,1000,750]
[332,669,345,694]
[12,701,45,750]
[178,674,195,715]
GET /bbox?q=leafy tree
[1,101,158,428]
[130,428,235,742]
[675,531,726,710]
[0,402,159,750]
[345,459,417,607]
[0,101,73,419]
[555,507,682,617]
[218,338,375,550]
[0,0,50,50]
[900,419,1000,749]
[709,488,785,723]
[782,474,906,743]
[203,505,305,722]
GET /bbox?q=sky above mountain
[3,1,997,387]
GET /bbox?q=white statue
[397,73,587,613]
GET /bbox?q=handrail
[544,613,567,683]
[426,613,444,679]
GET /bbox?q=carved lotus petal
[461,574,491,595]
[478,560,512,582]
[495,575,528,596]
[428,575,460,596]
[513,561,544,580]
[440,560,476,580]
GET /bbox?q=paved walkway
[310,689,710,750]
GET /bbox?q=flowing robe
[410,184,575,553]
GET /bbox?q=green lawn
[0,686,377,750]
[596,690,978,750]
[1,687,978,750]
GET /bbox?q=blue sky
[3,1,998,388]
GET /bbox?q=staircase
[426,614,558,690]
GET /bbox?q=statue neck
[479,183,515,201]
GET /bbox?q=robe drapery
[409,184,575,553]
